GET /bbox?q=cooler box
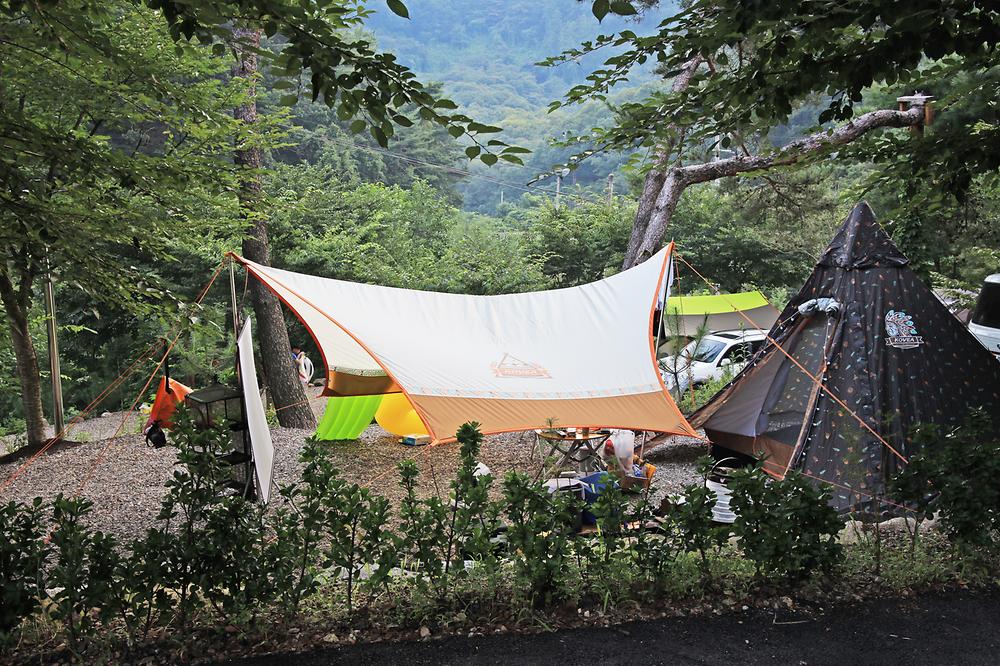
[579,471,616,525]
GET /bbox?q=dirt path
[224,590,1000,665]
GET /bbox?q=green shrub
[267,447,328,615]
[396,459,448,598]
[502,471,580,607]
[728,465,843,580]
[445,422,500,572]
[46,495,121,654]
[0,499,50,647]
[673,482,726,580]
[627,486,677,588]
[152,408,270,629]
[890,412,1000,556]
[321,478,392,614]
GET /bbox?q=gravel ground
[0,395,705,542]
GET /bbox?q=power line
[320,135,627,208]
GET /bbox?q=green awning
[665,291,771,315]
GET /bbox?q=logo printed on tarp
[884,310,924,349]
[491,353,550,378]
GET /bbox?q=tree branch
[623,105,925,268]
[627,56,706,263]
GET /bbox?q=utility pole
[555,167,569,211]
[607,173,614,205]
[43,268,64,436]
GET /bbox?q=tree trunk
[232,26,315,429]
[0,271,48,447]
[623,56,704,270]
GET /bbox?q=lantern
[184,383,245,431]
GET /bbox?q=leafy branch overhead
[4,0,528,165]
[546,1,998,164]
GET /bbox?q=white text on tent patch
[884,310,924,349]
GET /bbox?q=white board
[237,319,274,503]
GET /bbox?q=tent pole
[43,264,64,437]
[653,257,669,363]
[229,257,241,340]
[230,257,243,390]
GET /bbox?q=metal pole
[43,269,64,436]
[607,173,614,205]
[555,173,561,211]
[229,257,241,338]
[229,257,242,386]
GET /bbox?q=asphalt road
[224,590,1000,665]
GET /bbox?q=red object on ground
[146,377,192,430]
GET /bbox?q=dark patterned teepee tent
[690,202,1000,512]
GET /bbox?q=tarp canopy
[234,245,698,443]
[237,319,275,503]
[662,292,779,338]
[691,202,1000,512]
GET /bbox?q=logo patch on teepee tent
[885,310,924,349]
[491,353,550,378]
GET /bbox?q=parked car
[970,274,1000,358]
[660,329,768,391]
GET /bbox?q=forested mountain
[364,0,679,212]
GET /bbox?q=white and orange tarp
[233,244,697,442]
[237,319,274,503]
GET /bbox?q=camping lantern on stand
[184,382,255,499]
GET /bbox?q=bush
[673,482,727,580]
[502,471,580,607]
[2,419,997,662]
[45,496,122,654]
[889,412,1000,556]
[728,464,844,580]
[396,459,449,598]
[0,499,50,647]
[269,439,347,615]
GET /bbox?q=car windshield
[972,282,1000,329]
[690,338,726,363]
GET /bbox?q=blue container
[579,471,617,525]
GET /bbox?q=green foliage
[4,0,525,163]
[396,459,449,598]
[562,1,998,154]
[0,1,245,311]
[502,471,580,607]
[267,172,551,298]
[3,419,1000,660]
[673,481,726,580]
[0,499,49,647]
[45,496,122,653]
[889,413,1000,556]
[150,409,274,627]
[728,465,844,580]
[519,197,634,287]
[669,177,841,293]
[269,442,335,614]
[366,0,675,212]
[445,422,500,572]
[626,484,677,588]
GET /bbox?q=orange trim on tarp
[414,391,698,444]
